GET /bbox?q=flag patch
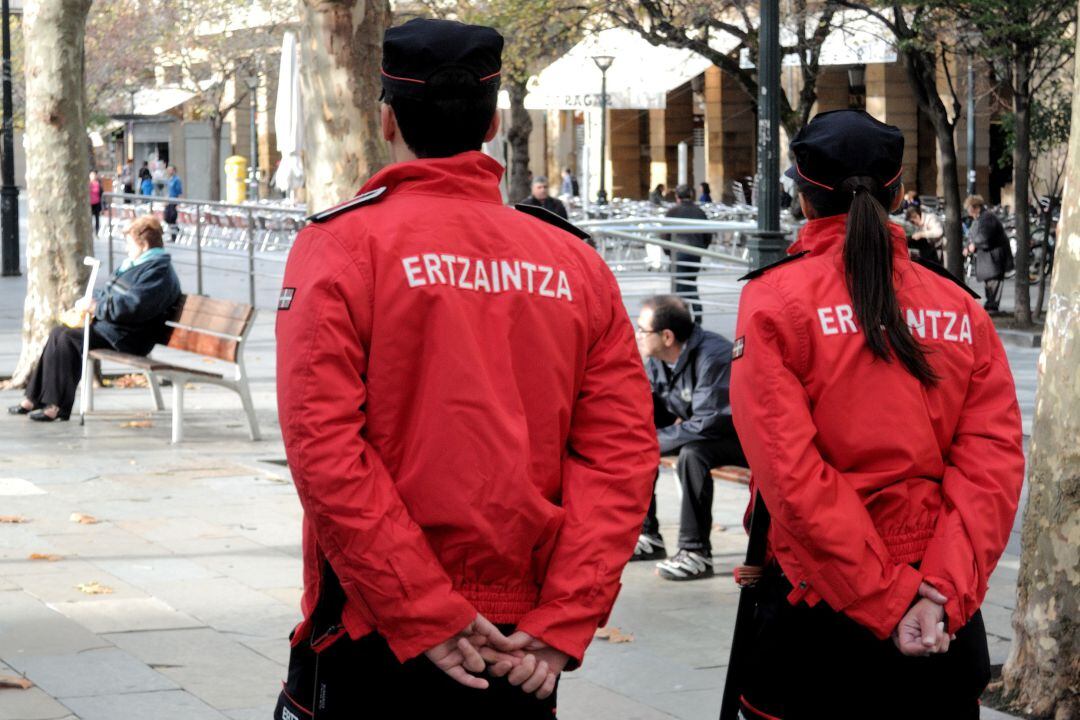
[278,287,296,310]
[732,336,745,360]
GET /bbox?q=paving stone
[62,690,229,720]
[104,628,283,710]
[92,556,220,588]
[224,707,277,720]
[0,478,47,496]
[0,591,111,661]
[46,597,203,634]
[6,566,147,605]
[0,685,73,720]
[14,647,176,698]
[559,676,679,719]
[197,547,300,591]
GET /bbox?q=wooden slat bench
[86,294,261,444]
[659,456,751,485]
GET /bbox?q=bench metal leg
[237,379,261,441]
[146,372,165,411]
[171,380,184,444]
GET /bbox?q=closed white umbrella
[274,31,304,196]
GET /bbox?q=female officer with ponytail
[728,110,1024,719]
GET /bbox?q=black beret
[381,18,503,100]
[785,109,905,192]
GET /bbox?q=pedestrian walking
[88,170,102,235]
[139,167,153,196]
[164,165,183,242]
[273,18,657,720]
[663,184,711,322]
[559,167,578,198]
[964,195,1013,312]
[519,175,568,219]
[728,109,1024,720]
[630,295,746,581]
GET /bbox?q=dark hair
[700,182,711,195]
[904,206,922,222]
[642,294,694,342]
[675,184,694,200]
[801,176,938,385]
[384,68,498,158]
[654,183,665,192]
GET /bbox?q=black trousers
[738,571,989,720]
[276,626,559,720]
[90,203,101,234]
[24,325,108,418]
[642,436,747,555]
[983,278,1004,311]
[671,251,703,323]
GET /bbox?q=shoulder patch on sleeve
[912,257,981,299]
[738,250,810,281]
[306,186,388,224]
[514,202,592,243]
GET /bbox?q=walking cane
[78,257,101,427]
[719,492,771,720]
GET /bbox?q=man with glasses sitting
[631,295,746,581]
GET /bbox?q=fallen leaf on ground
[28,553,62,561]
[75,581,113,595]
[0,515,28,523]
[0,675,33,690]
[594,626,634,643]
[120,420,153,429]
[109,374,148,389]
[70,513,99,525]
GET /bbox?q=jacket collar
[359,151,505,204]
[788,214,910,265]
[671,324,704,377]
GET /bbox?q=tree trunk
[1012,53,1033,325]
[895,33,965,277]
[6,0,94,387]
[937,128,965,277]
[299,0,390,215]
[1000,35,1080,717]
[506,79,532,205]
[209,113,222,202]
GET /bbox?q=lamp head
[592,55,614,72]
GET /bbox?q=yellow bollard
[225,155,249,204]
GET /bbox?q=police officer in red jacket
[273,18,657,719]
[729,110,1024,719]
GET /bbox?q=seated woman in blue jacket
[9,215,181,422]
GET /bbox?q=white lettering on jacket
[401,254,573,302]
[818,304,972,344]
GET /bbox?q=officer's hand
[423,614,510,690]
[893,598,948,657]
[484,631,567,700]
[917,581,949,606]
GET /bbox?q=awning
[524,28,736,111]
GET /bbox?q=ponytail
[840,176,938,386]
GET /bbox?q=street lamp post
[745,0,787,269]
[245,71,258,202]
[127,87,137,191]
[1,0,21,276]
[966,58,976,196]
[592,55,613,205]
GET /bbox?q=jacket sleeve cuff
[864,564,925,641]
[514,607,595,670]
[341,581,477,663]
[923,575,964,633]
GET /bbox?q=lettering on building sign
[401,254,574,303]
[817,304,973,344]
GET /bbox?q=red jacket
[730,215,1024,640]
[276,151,658,664]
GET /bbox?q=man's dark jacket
[663,200,711,250]
[518,194,568,220]
[92,253,182,355]
[970,210,1014,281]
[646,325,736,455]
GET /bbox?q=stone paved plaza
[0,223,1034,718]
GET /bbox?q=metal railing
[98,195,796,315]
[100,193,307,307]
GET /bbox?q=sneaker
[630,533,667,562]
[656,549,714,581]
